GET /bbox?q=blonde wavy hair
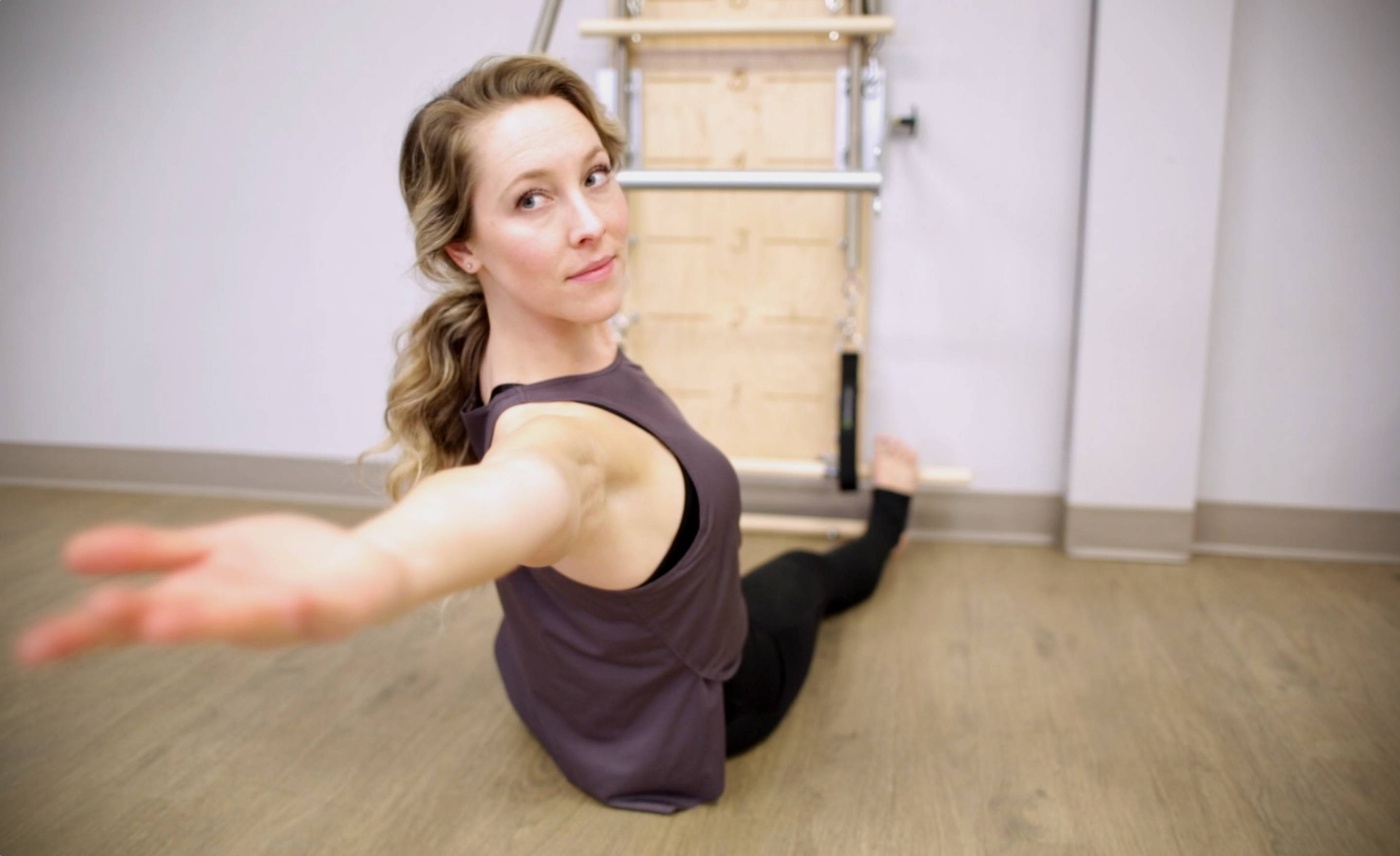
[363,55,626,500]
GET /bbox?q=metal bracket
[594,67,619,121]
[593,67,644,165]
[890,105,918,137]
[834,59,887,172]
[609,311,640,344]
[626,68,643,166]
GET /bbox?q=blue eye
[518,190,545,210]
[586,164,612,187]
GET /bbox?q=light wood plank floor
[2,485,1398,855]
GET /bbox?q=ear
[445,242,480,275]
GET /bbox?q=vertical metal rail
[613,0,635,167]
[838,12,869,491]
[844,25,867,273]
[530,0,566,53]
[610,0,637,347]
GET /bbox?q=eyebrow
[501,145,609,195]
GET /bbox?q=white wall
[1065,0,1236,510]
[4,1,1394,513]
[0,0,1091,495]
[0,0,534,458]
[1197,0,1400,511]
[865,0,1091,495]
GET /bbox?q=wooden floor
[2,486,1398,855]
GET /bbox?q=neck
[478,318,617,396]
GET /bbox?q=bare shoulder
[486,399,682,588]
[492,400,607,439]
[487,401,657,485]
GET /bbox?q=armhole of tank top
[642,461,699,586]
[486,382,523,403]
[548,400,700,589]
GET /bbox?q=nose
[567,191,605,246]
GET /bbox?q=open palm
[16,513,404,666]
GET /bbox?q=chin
[585,293,626,326]
[555,292,624,329]
[588,269,628,320]
[555,264,627,326]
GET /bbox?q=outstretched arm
[357,409,604,605]
[15,411,604,667]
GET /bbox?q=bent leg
[820,488,910,617]
[822,435,917,616]
[723,435,918,755]
[724,550,827,756]
[722,492,909,755]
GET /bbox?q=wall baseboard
[0,442,391,508]
[1195,501,1400,564]
[2,442,1396,564]
[1064,505,1196,563]
[1063,501,1400,565]
[740,476,1063,547]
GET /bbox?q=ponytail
[363,284,489,500]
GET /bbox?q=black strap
[838,350,859,491]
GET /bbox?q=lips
[568,256,616,281]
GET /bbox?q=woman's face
[453,96,629,332]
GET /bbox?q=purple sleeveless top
[460,350,748,813]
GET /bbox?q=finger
[62,525,210,575]
[15,588,143,667]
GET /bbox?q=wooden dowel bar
[580,16,895,39]
[731,458,974,488]
[740,513,865,539]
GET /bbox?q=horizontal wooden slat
[580,15,895,39]
[732,457,974,488]
[739,512,863,538]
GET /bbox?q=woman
[15,55,918,814]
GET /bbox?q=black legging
[723,489,910,756]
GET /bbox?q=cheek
[492,224,555,273]
[605,188,630,235]
[614,205,630,236]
